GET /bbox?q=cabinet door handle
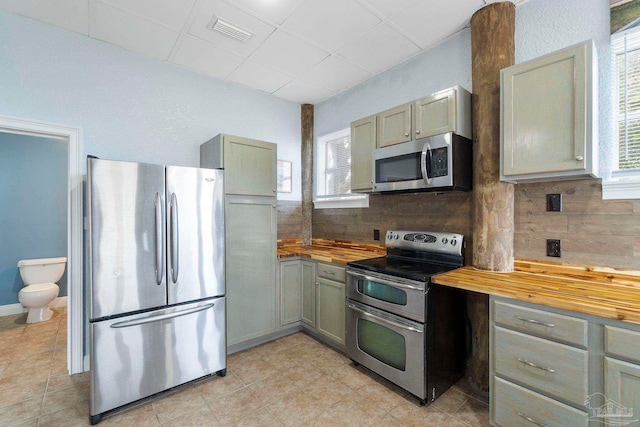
[517,358,556,373]
[517,412,549,427]
[516,316,555,328]
[404,132,409,137]
[415,130,421,135]
[575,156,584,161]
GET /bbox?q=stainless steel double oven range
[346,230,466,405]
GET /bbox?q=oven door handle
[349,271,424,291]
[347,303,423,333]
[420,142,432,185]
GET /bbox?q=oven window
[358,280,407,305]
[375,153,422,183]
[357,318,406,371]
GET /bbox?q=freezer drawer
[90,298,226,417]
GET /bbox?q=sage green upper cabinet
[377,103,412,148]
[200,134,277,196]
[350,115,376,193]
[414,86,472,140]
[501,40,598,183]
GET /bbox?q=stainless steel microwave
[373,132,472,193]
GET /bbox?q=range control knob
[451,239,457,246]
[442,237,448,244]
[395,235,399,240]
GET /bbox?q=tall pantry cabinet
[200,134,277,348]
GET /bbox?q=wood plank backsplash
[307,179,640,270]
[277,200,303,240]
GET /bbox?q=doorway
[0,115,83,374]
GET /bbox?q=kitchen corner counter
[432,259,640,324]
[277,238,385,265]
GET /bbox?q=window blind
[613,27,640,173]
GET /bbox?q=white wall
[315,0,614,176]
[0,11,302,201]
[315,30,472,137]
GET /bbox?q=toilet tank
[17,257,67,285]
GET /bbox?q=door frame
[0,114,84,374]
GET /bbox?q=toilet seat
[21,282,57,293]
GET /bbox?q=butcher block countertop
[433,259,640,324]
[277,238,385,265]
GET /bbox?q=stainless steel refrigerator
[87,158,226,424]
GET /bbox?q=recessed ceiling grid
[0,0,528,104]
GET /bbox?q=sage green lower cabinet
[300,261,316,327]
[279,260,301,327]
[226,196,276,346]
[490,295,640,427]
[605,357,640,425]
[316,277,346,346]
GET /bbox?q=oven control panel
[386,230,464,256]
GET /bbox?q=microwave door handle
[421,142,432,185]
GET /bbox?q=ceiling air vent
[207,18,252,42]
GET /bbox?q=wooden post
[468,1,515,393]
[472,1,515,272]
[301,104,314,245]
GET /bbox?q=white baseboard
[0,296,68,317]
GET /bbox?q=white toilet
[17,257,66,323]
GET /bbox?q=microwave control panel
[429,147,448,178]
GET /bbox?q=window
[314,128,368,208]
[604,27,640,199]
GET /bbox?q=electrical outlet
[373,229,380,241]
[547,239,561,257]
[546,194,562,212]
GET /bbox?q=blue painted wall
[0,133,67,306]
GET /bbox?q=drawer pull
[517,412,549,427]
[517,358,556,373]
[323,270,335,275]
[516,316,555,328]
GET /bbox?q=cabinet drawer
[605,325,640,364]
[494,326,588,406]
[493,299,588,347]
[494,377,588,427]
[317,263,346,283]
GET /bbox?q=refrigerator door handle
[169,192,179,283]
[154,192,164,286]
[109,302,215,328]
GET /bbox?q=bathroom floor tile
[1,307,492,427]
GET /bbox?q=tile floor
[0,308,490,426]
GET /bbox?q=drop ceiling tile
[90,1,179,60]
[226,0,305,25]
[229,60,293,93]
[358,0,419,18]
[172,35,244,79]
[100,0,196,30]
[302,55,371,92]
[0,0,89,34]
[274,78,337,104]
[389,0,484,48]
[188,0,275,57]
[250,30,329,76]
[339,23,420,74]
[281,0,380,52]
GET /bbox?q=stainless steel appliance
[346,230,466,405]
[373,132,472,193]
[87,158,226,424]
